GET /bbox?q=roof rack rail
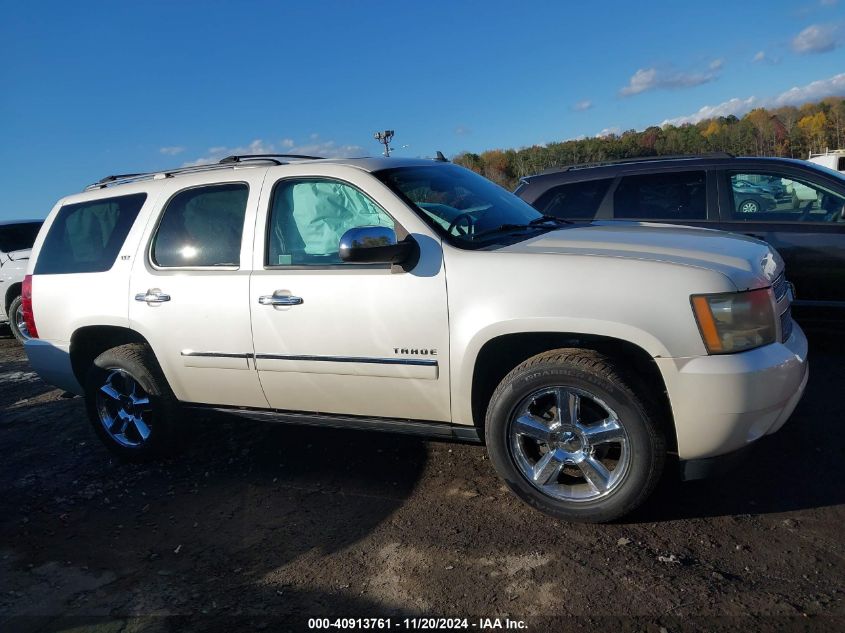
[219,153,323,164]
[540,152,735,174]
[84,154,324,191]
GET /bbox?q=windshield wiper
[471,223,532,240]
[528,215,573,226]
[471,216,572,241]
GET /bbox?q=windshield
[0,221,42,253]
[376,164,552,245]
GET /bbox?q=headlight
[691,288,776,354]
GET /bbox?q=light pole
[374,130,395,157]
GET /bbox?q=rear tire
[8,296,29,343]
[485,349,666,523]
[85,343,185,461]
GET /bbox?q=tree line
[453,97,845,190]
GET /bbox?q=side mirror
[339,226,417,266]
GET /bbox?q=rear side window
[533,179,612,219]
[34,193,146,274]
[152,183,248,268]
[613,171,707,220]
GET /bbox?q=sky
[1,0,844,220]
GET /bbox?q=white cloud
[571,99,593,112]
[792,24,840,54]
[596,126,621,138]
[752,50,780,64]
[159,146,185,156]
[183,138,366,166]
[619,61,722,96]
[454,125,471,136]
[661,72,845,126]
[821,0,838,7]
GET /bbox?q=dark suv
[515,154,845,320]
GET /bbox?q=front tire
[8,296,30,343]
[485,349,665,523]
[85,343,184,461]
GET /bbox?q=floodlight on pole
[374,130,395,157]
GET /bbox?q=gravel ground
[0,325,843,633]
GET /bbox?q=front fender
[450,317,670,426]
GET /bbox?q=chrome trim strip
[254,353,437,367]
[180,351,252,359]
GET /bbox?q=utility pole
[374,130,395,157]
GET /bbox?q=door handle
[135,289,171,304]
[259,294,303,306]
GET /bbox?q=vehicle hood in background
[498,222,783,291]
[5,248,31,261]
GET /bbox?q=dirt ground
[0,324,843,633]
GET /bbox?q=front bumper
[655,323,809,463]
[23,339,83,395]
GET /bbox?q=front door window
[729,172,845,222]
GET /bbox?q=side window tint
[614,171,707,220]
[152,183,248,267]
[35,193,146,275]
[729,172,845,223]
[534,179,612,219]
[267,179,394,266]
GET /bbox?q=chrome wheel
[509,386,630,502]
[95,369,153,448]
[13,302,31,340]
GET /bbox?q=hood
[5,248,31,261]
[498,222,782,290]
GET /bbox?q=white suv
[23,154,808,522]
[1,219,43,342]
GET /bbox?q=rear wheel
[8,296,30,343]
[485,349,665,523]
[85,343,184,460]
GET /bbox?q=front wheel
[85,343,185,461]
[485,349,665,523]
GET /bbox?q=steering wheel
[447,212,477,237]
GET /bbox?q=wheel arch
[69,325,155,389]
[5,281,22,313]
[468,331,677,452]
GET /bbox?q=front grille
[772,272,787,301]
[780,306,794,342]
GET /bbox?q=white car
[23,155,808,522]
[0,219,43,342]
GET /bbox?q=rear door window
[34,193,147,274]
[152,183,249,268]
[613,171,707,220]
[532,179,612,219]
